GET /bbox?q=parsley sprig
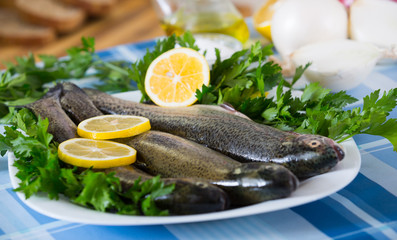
[259,81,397,150]
[0,37,133,117]
[197,42,281,105]
[0,109,174,216]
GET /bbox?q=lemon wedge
[77,115,151,140]
[58,138,137,169]
[144,47,210,107]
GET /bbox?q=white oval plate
[8,91,361,226]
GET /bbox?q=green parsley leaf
[0,37,136,119]
[93,61,134,93]
[74,171,120,212]
[123,175,174,216]
[196,43,278,106]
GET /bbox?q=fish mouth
[326,138,345,161]
[329,139,345,161]
[333,143,345,161]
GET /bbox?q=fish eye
[307,140,321,148]
[196,182,208,188]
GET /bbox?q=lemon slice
[253,0,280,41]
[77,115,151,140]
[58,138,137,169]
[145,47,210,107]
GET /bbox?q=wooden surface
[0,0,254,69]
[0,0,164,69]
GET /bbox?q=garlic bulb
[291,39,382,91]
[271,0,348,59]
[350,0,397,49]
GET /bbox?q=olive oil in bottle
[159,0,250,43]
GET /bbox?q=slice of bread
[0,8,56,44]
[15,0,86,33]
[61,0,118,16]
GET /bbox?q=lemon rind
[58,138,137,169]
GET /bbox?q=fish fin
[193,103,252,120]
[287,131,301,136]
[133,161,152,174]
[219,103,252,121]
[82,87,103,97]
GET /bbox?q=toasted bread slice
[15,0,86,33]
[0,8,56,44]
[61,0,118,16]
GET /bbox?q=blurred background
[0,0,259,69]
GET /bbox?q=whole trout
[117,131,298,206]
[85,89,345,179]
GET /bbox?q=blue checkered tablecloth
[1,38,397,240]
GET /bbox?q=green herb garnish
[197,42,280,105]
[0,37,133,117]
[260,81,397,150]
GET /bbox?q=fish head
[218,162,298,205]
[155,179,230,214]
[276,134,345,179]
[289,134,345,162]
